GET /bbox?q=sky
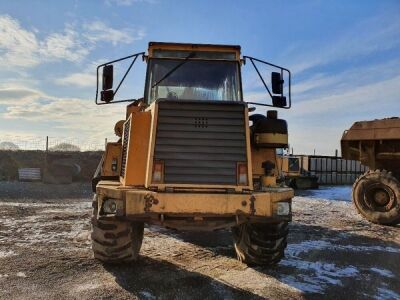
[0,0,399,154]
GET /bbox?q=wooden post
[46,136,49,152]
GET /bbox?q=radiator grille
[120,118,131,177]
[154,101,247,185]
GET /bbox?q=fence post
[46,136,49,152]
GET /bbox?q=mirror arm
[246,102,279,108]
[113,54,139,96]
[95,52,145,105]
[96,98,138,106]
[247,57,274,99]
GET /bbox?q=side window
[288,158,300,172]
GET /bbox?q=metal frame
[243,56,292,109]
[95,52,145,105]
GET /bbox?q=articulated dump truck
[341,118,400,225]
[92,42,294,265]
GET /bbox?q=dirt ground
[0,183,399,300]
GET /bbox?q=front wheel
[91,196,144,263]
[232,221,288,266]
[352,170,400,225]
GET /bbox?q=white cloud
[0,15,39,67]
[54,72,95,88]
[292,75,400,117]
[287,14,400,74]
[40,27,90,62]
[83,21,145,46]
[0,86,44,105]
[0,15,146,69]
[0,85,123,140]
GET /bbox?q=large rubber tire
[232,221,288,266]
[91,197,144,263]
[352,170,400,225]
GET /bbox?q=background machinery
[277,155,319,189]
[92,42,293,265]
[341,118,400,225]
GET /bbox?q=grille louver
[154,101,247,185]
[120,118,131,177]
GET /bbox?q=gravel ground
[0,182,399,299]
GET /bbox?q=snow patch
[0,274,9,278]
[374,287,400,300]
[286,240,400,258]
[74,282,102,292]
[280,259,358,294]
[16,272,26,278]
[0,250,17,258]
[139,290,157,299]
[370,268,395,278]
[296,185,352,202]
[279,238,400,294]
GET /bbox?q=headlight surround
[276,201,291,216]
[102,198,124,215]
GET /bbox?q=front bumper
[96,181,293,219]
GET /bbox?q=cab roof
[148,41,241,60]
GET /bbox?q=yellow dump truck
[341,118,400,225]
[92,42,294,266]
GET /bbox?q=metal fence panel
[18,168,41,181]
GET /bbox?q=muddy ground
[0,182,399,300]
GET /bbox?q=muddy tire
[91,197,144,263]
[352,170,400,225]
[232,221,288,266]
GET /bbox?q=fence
[0,135,108,152]
[307,155,368,185]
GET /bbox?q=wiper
[151,52,196,88]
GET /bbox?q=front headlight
[102,198,123,215]
[276,202,291,216]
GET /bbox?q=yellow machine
[341,118,400,225]
[277,155,319,189]
[92,42,293,265]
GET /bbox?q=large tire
[352,170,400,225]
[91,196,144,263]
[232,221,288,266]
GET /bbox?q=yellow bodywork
[148,42,241,61]
[120,111,151,186]
[96,180,292,218]
[101,143,121,177]
[97,42,293,224]
[254,133,288,146]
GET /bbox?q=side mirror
[101,90,114,103]
[102,65,114,91]
[271,72,284,94]
[272,96,287,108]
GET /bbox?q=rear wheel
[91,196,144,263]
[232,221,288,266]
[352,170,400,225]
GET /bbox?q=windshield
[145,59,241,103]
